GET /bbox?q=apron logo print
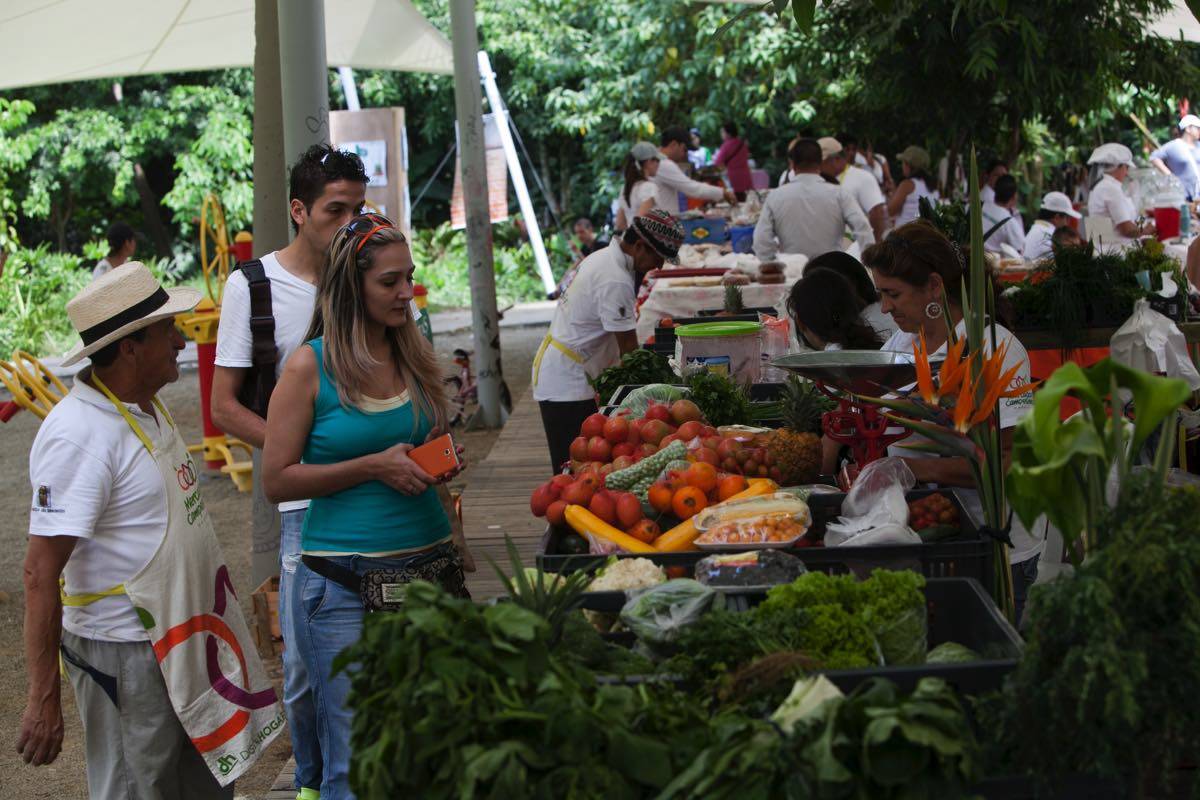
[176,460,197,491]
[216,754,239,775]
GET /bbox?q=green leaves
[1007,359,1190,564]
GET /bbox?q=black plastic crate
[575,577,1021,696]
[653,313,764,349]
[697,305,779,317]
[538,489,993,587]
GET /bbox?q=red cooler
[1154,206,1181,240]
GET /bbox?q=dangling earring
[925,301,943,319]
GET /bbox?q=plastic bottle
[1182,203,1192,239]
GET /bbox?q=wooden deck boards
[462,388,552,599]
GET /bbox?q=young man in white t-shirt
[212,144,368,800]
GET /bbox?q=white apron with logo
[89,376,284,786]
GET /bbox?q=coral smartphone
[409,433,459,478]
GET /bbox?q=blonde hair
[307,223,448,434]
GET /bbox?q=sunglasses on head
[343,213,396,253]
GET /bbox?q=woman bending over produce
[786,268,884,351]
[861,220,1043,620]
[262,213,473,800]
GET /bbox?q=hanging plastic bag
[616,384,687,418]
[1110,299,1200,390]
[759,314,792,383]
[825,457,922,547]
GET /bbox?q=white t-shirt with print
[215,251,317,513]
[881,321,1044,564]
[29,379,175,642]
[533,238,638,402]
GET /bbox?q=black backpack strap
[234,259,277,418]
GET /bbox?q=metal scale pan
[770,350,926,395]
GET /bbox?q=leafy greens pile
[338,576,977,800]
[590,349,677,405]
[661,570,927,689]
[986,472,1200,795]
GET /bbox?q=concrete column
[278,0,331,164]
[450,0,506,428]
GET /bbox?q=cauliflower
[585,558,668,632]
[588,558,668,593]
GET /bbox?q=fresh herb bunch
[918,195,1008,248]
[684,368,755,427]
[988,472,1200,794]
[1008,241,1150,354]
[590,349,677,404]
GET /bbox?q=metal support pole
[253,0,288,255]
[478,51,556,296]
[338,66,361,111]
[278,0,331,170]
[450,0,506,429]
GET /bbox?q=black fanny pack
[302,542,470,612]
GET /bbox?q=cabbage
[618,384,686,418]
[925,642,981,664]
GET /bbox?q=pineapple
[768,376,834,485]
[724,283,745,315]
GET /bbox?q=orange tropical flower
[952,368,976,433]
[938,337,971,398]
[912,332,937,404]
[971,361,1024,426]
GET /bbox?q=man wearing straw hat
[19,263,283,797]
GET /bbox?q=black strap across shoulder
[234,258,277,419]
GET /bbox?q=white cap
[818,137,843,160]
[1087,143,1133,168]
[1040,191,1082,219]
[1181,114,1200,131]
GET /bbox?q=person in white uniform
[979,158,1009,207]
[651,126,736,213]
[532,209,684,472]
[887,145,936,227]
[20,264,281,796]
[615,141,662,231]
[753,138,875,260]
[981,174,1026,255]
[862,220,1044,622]
[1023,191,1082,262]
[818,136,887,242]
[1087,142,1155,241]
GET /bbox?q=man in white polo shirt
[20,263,281,796]
[211,143,367,800]
[533,210,684,472]
[818,136,887,242]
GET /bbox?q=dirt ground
[0,323,546,799]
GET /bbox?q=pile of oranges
[647,462,749,521]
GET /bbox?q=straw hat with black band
[61,262,202,367]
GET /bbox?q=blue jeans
[293,552,440,800]
[279,509,322,793]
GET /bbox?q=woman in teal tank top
[261,214,474,800]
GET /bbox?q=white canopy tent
[1148,0,1200,41]
[0,0,452,91]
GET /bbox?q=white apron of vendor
[882,321,1046,564]
[45,375,283,786]
[533,238,638,401]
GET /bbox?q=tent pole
[278,0,331,169]
[450,0,506,429]
[253,0,288,255]
[478,51,556,296]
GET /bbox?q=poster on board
[450,113,508,229]
[342,139,388,186]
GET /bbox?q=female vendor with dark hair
[861,219,1043,621]
[803,250,897,339]
[786,270,883,351]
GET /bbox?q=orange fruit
[684,462,719,493]
[717,474,749,501]
[672,486,708,520]
[627,519,661,543]
[647,482,674,514]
